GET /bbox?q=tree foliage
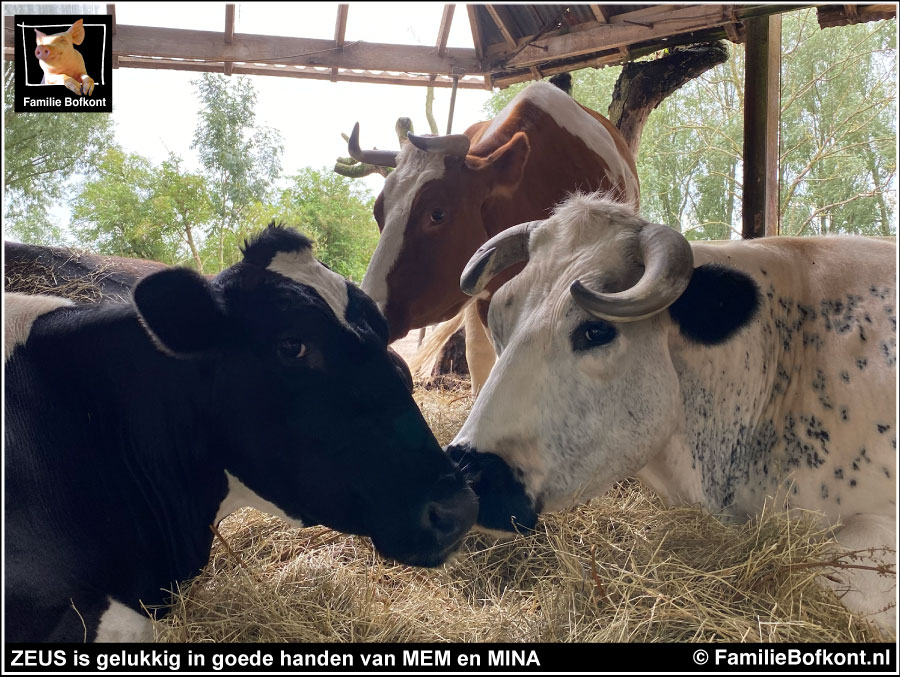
[71,148,213,267]
[191,73,284,269]
[3,62,114,244]
[483,10,896,238]
[248,168,378,282]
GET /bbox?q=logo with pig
[14,14,113,113]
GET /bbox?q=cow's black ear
[668,264,760,345]
[133,268,227,356]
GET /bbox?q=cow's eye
[430,207,447,224]
[571,321,617,351]
[277,337,307,361]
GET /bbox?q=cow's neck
[636,307,785,518]
[25,304,228,607]
[479,102,637,242]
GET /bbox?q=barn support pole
[446,75,459,134]
[742,14,782,239]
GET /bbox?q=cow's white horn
[348,122,399,167]
[460,221,541,295]
[407,132,471,158]
[570,223,694,322]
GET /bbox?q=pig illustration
[34,19,94,96]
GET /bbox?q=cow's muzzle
[446,443,539,533]
[373,477,478,568]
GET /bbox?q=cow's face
[133,226,477,566]
[447,195,758,532]
[361,135,530,341]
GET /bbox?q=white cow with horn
[446,192,896,632]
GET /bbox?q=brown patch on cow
[379,97,637,339]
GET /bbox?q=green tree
[147,155,214,271]
[248,168,378,282]
[779,10,896,235]
[192,73,283,270]
[482,9,896,238]
[71,148,213,267]
[3,62,114,243]
[71,147,170,260]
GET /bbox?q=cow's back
[470,82,639,210]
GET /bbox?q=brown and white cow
[349,81,639,390]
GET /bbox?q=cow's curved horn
[348,122,399,167]
[460,221,542,296]
[407,132,471,158]
[570,224,694,322]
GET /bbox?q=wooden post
[742,14,782,239]
[331,4,348,82]
[224,4,235,75]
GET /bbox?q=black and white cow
[449,193,896,631]
[5,225,477,643]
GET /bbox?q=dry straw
[4,250,122,303]
[154,379,891,643]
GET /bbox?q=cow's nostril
[421,488,477,545]
[426,503,457,535]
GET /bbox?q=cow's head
[348,123,531,341]
[132,225,477,566]
[446,194,759,532]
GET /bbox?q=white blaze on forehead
[361,143,448,308]
[4,293,73,363]
[481,82,639,206]
[216,471,305,528]
[267,248,349,322]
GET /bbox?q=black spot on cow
[839,370,850,384]
[669,264,760,346]
[877,423,891,434]
[880,338,896,367]
[849,479,857,488]
[834,468,844,480]
[856,357,868,371]
[811,370,832,409]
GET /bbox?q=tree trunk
[425,85,439,135]
[608,42,730,157]
[185,223,203,273]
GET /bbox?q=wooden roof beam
[224,4,235,75]
[113,56,488,88]
[435,4,454,57]
[105,23,480,75]
[485,5,518,50]
[498,4,801,69]
[487,4,544,81]
[331,4,348,82]
[466,5,492,90]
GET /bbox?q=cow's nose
[420,486,477,549]
[445,442,539,533]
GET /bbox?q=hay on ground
[152,379,891,643]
